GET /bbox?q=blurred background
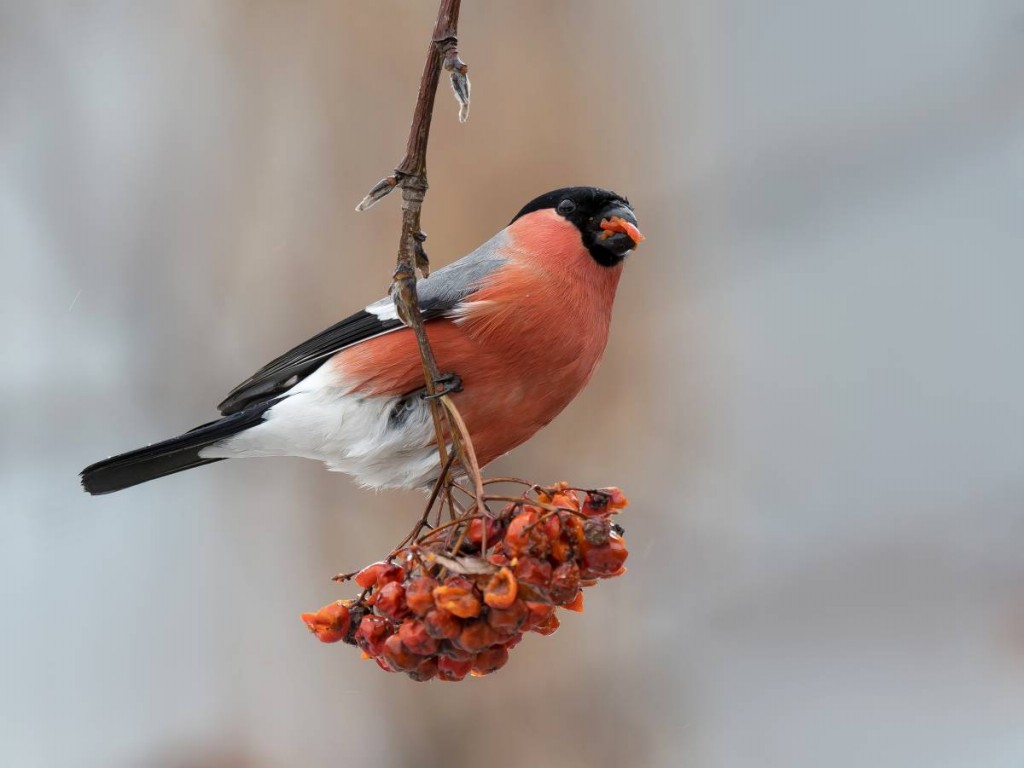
[3,1,1024,766]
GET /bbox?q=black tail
[80,401,276,495]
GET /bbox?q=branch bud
[444,53,471,123]
[356,174,400,212]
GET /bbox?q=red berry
[375,581,410,621]
[466,517,502,549]
[381,633,420,672]
[521,600,555,632]
[483,567,518,609]
[408,656,438,682]
[583,518,612,545]
[580,536,628,579]
[354,561,405,589]
[456,618,501,653]
[432,584,482,619]
[562,591,584,613]
[514,556,552,588]
[437,656,473,682]
[439,641,474,662]
[405,576,439,616]
[503,510,540,556]
[471,645,509,676]
[398,619,439,656]
[549,561,581,605]
[354,614,392,656]
[422,608,461,640]
[486,599,528,637]
[533,612,560,636]
[300,600,351,643]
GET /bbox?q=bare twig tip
[450,70,471,123]
[356,175,399,211]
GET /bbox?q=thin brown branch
[356,0,473,490]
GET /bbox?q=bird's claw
[422,372,463,400]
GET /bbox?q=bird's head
[511,186,644,267]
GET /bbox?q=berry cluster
[301,483,629,681]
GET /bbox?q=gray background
[3,1,1024,766]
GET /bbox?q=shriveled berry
[521,600,555,632]
[466,517,502,549]
[486,599,528,636]
[456,618,501,652]
[405,576,439,616]
[514,556,552,588]
[550,532,573,563]
[487,551,511,567]
[549,561,581,605]
[582,487,628,516]
[583,518,611,546]
[533,612,561,636]
[422,608,461,640]
[580,536,628,578]
[483,567,518,609]
[562,514,586,548]
[437,656,473,682]
[562,590,584,612]
[300,600,351,643]
[408,656,438,682]
[354,561,404,589]
[354,614,393,656]
[398,619,439,656]
[433,585,482,619]
[381,633,420,672]
[438,640,474,662]
[471,645,509,676]
[375,581,410,621]
[503,510,541,556]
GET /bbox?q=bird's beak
[596,206,645,256]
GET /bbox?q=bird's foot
[422,372,463,400]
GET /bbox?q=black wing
[217,309,403,414]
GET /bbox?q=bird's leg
[421,372,463,400]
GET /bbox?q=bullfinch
[81,186,644,495]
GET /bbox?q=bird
[80,186,644,495]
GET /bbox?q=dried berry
[471,645,509,676]
[483,567,518,609]
[437,656,473,682]
[354,614,392,656]
[375,581,410,621]
[580,536,629,579]
[405,576,439,616]
[302,482,630,681]
[399,619,439,656]
[422,607,462,640]
[381,633,420,672]
[300,600,351,643]
[456,618,501,652]
[408,656,438,682]
[486,599,528,636]
[513,556,552,587]
[549,561,581,605]
[583,518,612,546]
[432,584,482,619]
[354,561,404,589]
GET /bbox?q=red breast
[333,209,623,466]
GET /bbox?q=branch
[355,0,472,473]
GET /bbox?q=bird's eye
[556,199,576,215]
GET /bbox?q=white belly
[200,365,441,489]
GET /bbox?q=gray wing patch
[366,229,509,321]
[219,230,509,414]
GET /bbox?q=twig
[356,0,472,485]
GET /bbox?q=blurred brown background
[3,1,1024,766]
